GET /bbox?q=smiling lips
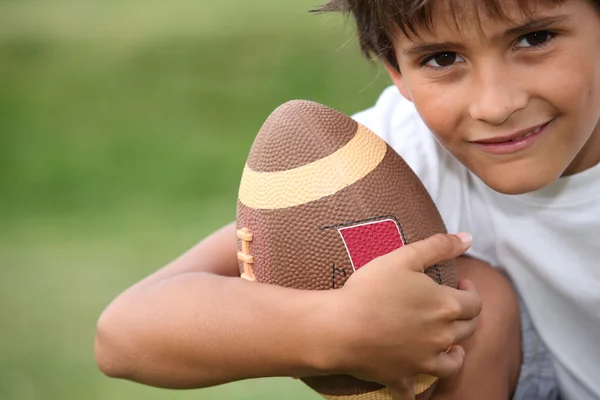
[471,119,553,154]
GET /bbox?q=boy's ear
[384,62,412,103]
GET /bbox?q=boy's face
[387,0,600,194]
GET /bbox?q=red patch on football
[338,218,404,271]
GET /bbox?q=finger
[442,281,483,320]
[452,318,479,344]
[430,344,466,379]
[389,380,415,400]
[395,233,473,272]
[457,278,476,291]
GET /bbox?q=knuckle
[435,331,455,350]
[440,297,462,320]
[379,246,405,266]
[421,357,438,375]
[398,244,419,262]
[430,233,455,253]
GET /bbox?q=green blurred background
[0,1,390,399]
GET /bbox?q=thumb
[389,378,415,400]
[393,232,472,272]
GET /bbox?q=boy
[95,0,600,399]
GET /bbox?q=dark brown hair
[315,0,573,71]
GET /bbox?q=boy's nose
[468,66,528,125]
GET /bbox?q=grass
[0,1,391,399]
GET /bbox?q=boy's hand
[326,233,481,399]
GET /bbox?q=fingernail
[455,232,472,244]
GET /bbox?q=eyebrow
[401,14,571,56]
[502,14,570,39]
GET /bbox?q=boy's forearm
[95,271,336,389]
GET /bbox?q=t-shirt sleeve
[352,86,495,264]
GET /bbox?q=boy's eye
[422,52,465,68]
[515,30,555,48]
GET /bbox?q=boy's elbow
[94,308,134,379]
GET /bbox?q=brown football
[236,100,458,400]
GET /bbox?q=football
[236,100,458,400]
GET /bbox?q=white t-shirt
[353,86,600,400]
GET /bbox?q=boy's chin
[474,168,560,195]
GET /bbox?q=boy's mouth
[470,119,554,154]
[473,120,552,144]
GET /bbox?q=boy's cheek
[407,79,467,136]
[414,102,464,148]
